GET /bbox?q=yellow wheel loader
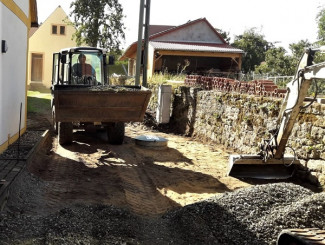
[51,47,151,145]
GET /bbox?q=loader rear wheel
[59,122,73,145]
[107,122,125,145]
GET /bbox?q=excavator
[228,46,325,244]
[228,46,325,179]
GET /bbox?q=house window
[60,26,65,35]
[31,53,43,82]
[52,24,66,35]
[52,25,57,34]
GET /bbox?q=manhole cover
[135,135,168,148]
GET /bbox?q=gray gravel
[0,173,324,245]
[0,131,43,159]
[163,183,324,244]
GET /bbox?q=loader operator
[72,54,96,83]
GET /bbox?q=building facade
[121,18,244,79]
[0,0,38,153]
[28,6,77,89]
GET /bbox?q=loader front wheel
[59,122,73,145]
[107,122,125,145]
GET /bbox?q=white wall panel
[0,4,27,146]
[13,0,29,16]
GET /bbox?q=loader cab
[52,47,112,86]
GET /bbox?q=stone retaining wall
[170,86,325,187]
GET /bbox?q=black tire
[107,122,125,145]
[59,122,73,145]
[52,107,58,134]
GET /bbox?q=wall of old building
[168,86,325,188]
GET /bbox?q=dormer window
[52,24,66,35]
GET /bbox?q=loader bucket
[228,154,298,179]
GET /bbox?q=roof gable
[150,18,226,44]
[149,25,175,36]
[29,6,72,38]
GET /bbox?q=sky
[36,0,324,51]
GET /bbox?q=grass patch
[27,91,51,114]
[148,73,186,85]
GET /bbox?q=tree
[289,40,311,59]
[254,47,294,76]
[70,0,125,52]
[288,40,311,72]
[313,6,325,95]
[315,7,325,64]
[232,28,272,73]
[316,7,325,44]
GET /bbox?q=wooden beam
[157,50,242,58]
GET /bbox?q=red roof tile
[149,25,175,36]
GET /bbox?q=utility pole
[135,0,151,87]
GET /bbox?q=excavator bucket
[228,155,298,179]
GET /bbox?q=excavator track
[277,228,325,245]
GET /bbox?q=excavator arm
[228,46,325,179]
[272,47,325,159]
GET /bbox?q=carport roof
[120,41,244,60]
[150,41,244,53]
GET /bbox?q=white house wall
[0,2,29,152]
[13,0,29,16]
[153,22,223,44]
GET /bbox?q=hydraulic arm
[228,46,325,179]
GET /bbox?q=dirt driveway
[26,111,251,216]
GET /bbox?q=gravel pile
[163,183,325,244]
[89,85,142,92]
[0,177,324,244]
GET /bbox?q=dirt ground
[24,110,255,217]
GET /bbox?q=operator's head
[78,53,86,63]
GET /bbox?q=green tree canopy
[317,7,325,44]
[232,28,272,73]
[289,40,311,59]
[70,0,125,52]
[254,47,294,76]
[315,7,325,64]
[254,40,313,77]
[288,40,311,71]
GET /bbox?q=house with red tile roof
[120,18,244,79]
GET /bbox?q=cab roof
[59,47,107,54]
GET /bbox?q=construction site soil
[0,111,324,244]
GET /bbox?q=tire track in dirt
[28,134,129,214]
[108,144,179,216]
[27,126,250,217]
